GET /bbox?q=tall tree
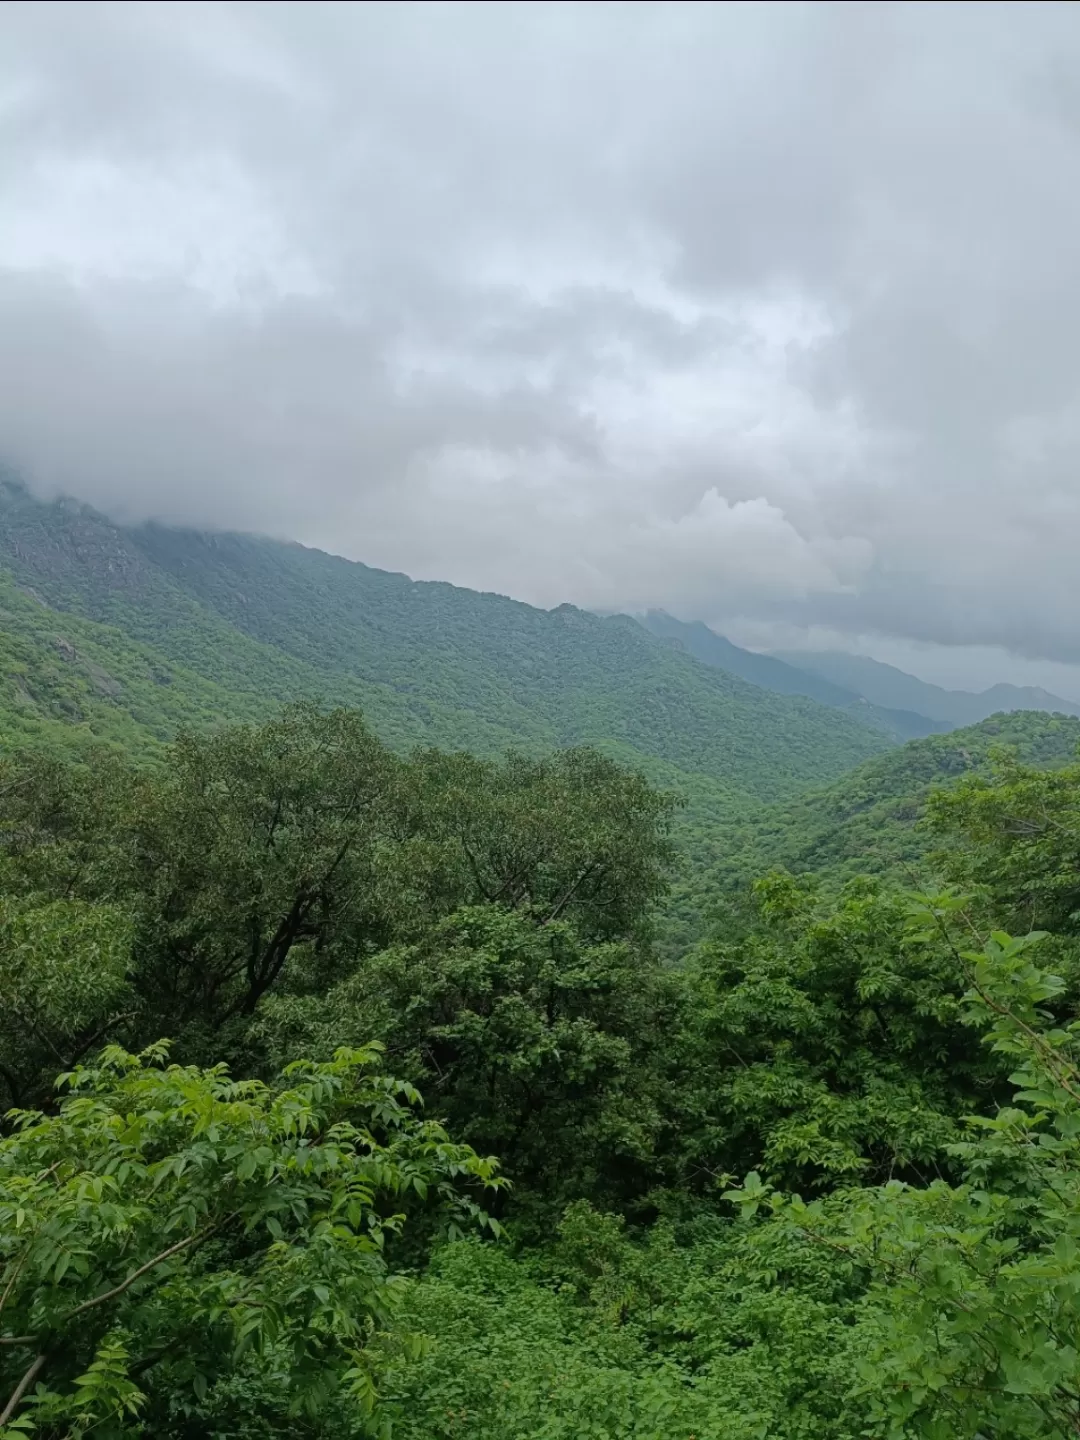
[262,905,675,1207]
[405,746,675,943]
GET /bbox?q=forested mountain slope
[711,709,1080,892]
[0,575,276,757]
[7,695,1080,1440]
[777,647,1080,726]
[7,500,1080,1440]
[641,610,946,740]
[652,709,1080,955]
[0,481,890,813]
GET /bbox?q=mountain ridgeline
[640,610,949,740]
[774,646,1080,727]
[0,481,890,818]
[5,479,1079,846]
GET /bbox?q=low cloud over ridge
[3,2,1080,685]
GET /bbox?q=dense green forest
[3,702,1080,1437]
[655,710,1080,958]
[6,485,1080,1437]
[0,482,889,824]
[639,611,948,741]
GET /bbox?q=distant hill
[775,649,1080,728]
[640,612,945,741]
[0,482,891,819]
[652,709,1080,956]
[714,709,1080,893]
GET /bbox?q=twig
[0,1351,46,1426]
[67,1224,218,1321]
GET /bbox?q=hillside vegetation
[777,646,1080,725]
[0,575,277,757]
[641,610,947,740]
[7,485,1080,1439]
[0,482,889,817]
[712,708,1080,889]
[657,709,1080,956]
[4,702,1080,1439]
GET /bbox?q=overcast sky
[3,1,1080,693]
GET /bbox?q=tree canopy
[2,702,1080,1438]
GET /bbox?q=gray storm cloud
[2,1,1080,676]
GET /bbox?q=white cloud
[2,1,1080,681]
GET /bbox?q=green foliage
[743,711,1079,887]
[98,706,404,1036]
[375,1214,869,1440]
[656,711,1080,954]
[263,906,675,1208]
[728,918,1080,1439]
[0,577,271,762]
[0,895,132,1109]
[664,873,1001,1194]
[402,745,676,943]
[0,710,675,1075]
[0,482,889,830]
[928,748,1080,938]
[0,708,406,1046]
[0,1043,501,1439]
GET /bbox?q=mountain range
[639,612,948,741]
[4,479,1080,954]
[773,647,1080,728]
[0,481,889,822]
[639,610,1080,736]
[3,479,1078,822]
